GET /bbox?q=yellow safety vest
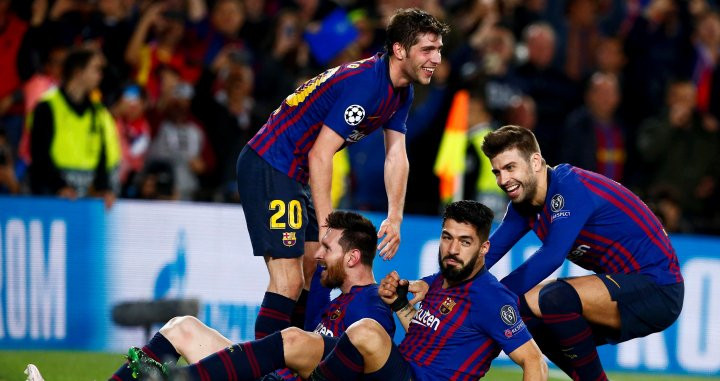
[38,88,121,172]
[468,126,504,196]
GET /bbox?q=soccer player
[417,125,685,380]
[235,8,449,339]
[87,211,395,381]
[122,200,547,381]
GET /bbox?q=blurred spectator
[560,0,602,82]
[133,159,178,200]
[516,22,580,164]
[186,0,247,69]
[125,2,198,103]
[29,48,121,208]
[562,72,625,181]
[505,94,537,130]
[0,0,29,151]
[0,125,20,194]
[192,49,260,201]
[18,44,67,166]
[254,9,310,118]
[594,36,627,76]
[688,11,720,124]
[637,80,720,232]
[478,25,523,121]
[623,0,695,126]
[240,0,274,53]
[112,84,151,193]
[147,82,211,201]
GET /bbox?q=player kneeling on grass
[77,201,547,381]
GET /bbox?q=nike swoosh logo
[367,116,381,120]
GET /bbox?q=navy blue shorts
[593,273,684,344]
[236,146,319,259]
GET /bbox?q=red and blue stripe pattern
[399,270,530,380]
[248,53,410,184]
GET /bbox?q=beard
[510,172,539,205]
[438,249,479,283]
[320,260,346,289]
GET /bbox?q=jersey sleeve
[323,71,376,139]
[485,204,531,269]
[421,273,440,286]
[474,286,532,355]
[383,86,413,134]
[500,184,595,295]
[345,289,396,337]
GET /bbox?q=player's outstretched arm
[508,339,548,381]
[379,271,416,332]
[308,125,346,239]
[378,129,408,260]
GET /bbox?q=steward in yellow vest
[29,48,120,204]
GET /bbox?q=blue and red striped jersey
[248,53,413,184]
[311,284,395,338]
[486,164,683,295]
[399,269,531,381]
[275,284,395,380]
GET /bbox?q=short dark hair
[442,200,494,241]
[326,211,377,266]
[385,8,450,54]
[62,48,98,83]
[481,125,541,160]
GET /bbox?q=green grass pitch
[0,350,718,381]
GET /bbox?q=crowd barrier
[0,196,718,376]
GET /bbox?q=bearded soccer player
[117,201,546,381]
[28,211,393,381]
[415,125,684,381]
[236,8,449,342]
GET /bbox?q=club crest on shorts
[282,232,297,247]
[344,105,365,126]
[439,297,456,315]
[330,308,343,320]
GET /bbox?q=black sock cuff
[335,334,364,366]
[145,332,180,363]
[262,292,296,314]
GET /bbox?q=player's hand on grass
[408,280,429,305]
[377,218,401,260]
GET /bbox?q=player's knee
[538,281,582,315]
[345,318,387,353]
[280,327,313,350]
[160,315,203,348]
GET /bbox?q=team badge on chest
[330,308,343,320]
[439,297,456,315]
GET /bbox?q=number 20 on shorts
[269,199,302,229]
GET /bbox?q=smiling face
[397,32,443,85]
[314,228,348,289]
[438,218,488,283]
[490,147,541,204]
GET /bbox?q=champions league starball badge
[344,105,365,126]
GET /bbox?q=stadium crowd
[0,0,719,234]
